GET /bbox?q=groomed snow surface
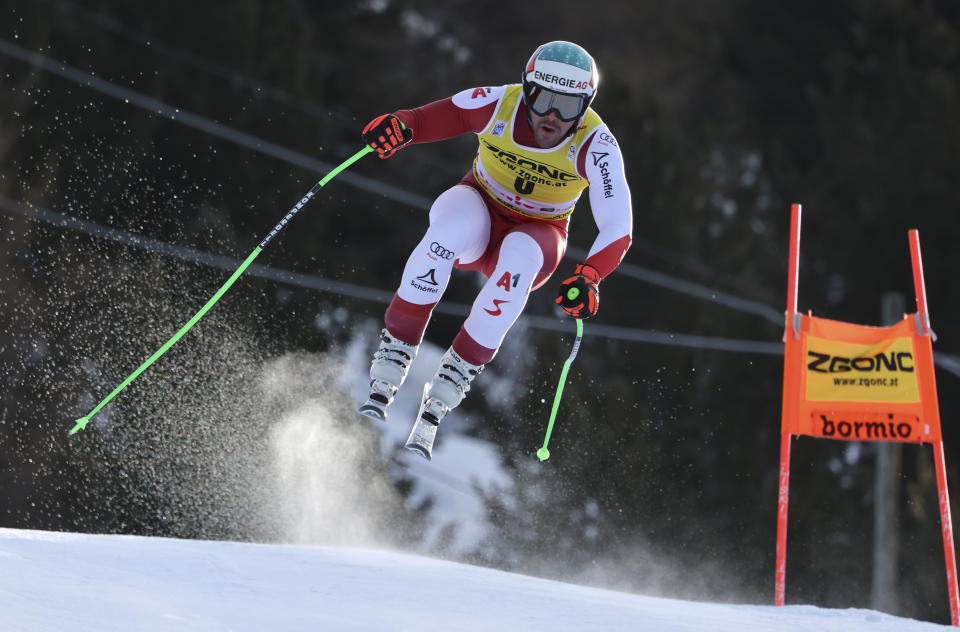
[0,528,950,632]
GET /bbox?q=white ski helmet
[521,41,598,122]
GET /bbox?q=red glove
[362,113,413,159]
[555,264,600,319]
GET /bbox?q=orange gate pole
[934,441,959,626]
[775,432,792,606]
[911,230,960,626]
[776,203,802,606]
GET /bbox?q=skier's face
[529,110,575,148]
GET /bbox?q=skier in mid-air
[357,41,633,459]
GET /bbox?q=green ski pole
[70,145,373,435]
[537,317,584,461]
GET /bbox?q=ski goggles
[523,84,589,122]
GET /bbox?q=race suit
[383,84,632,365]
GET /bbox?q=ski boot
[358,329,419,422]
[405,348,484,460]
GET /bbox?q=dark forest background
[3,0,960,625]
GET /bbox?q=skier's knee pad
[494,232,545,284]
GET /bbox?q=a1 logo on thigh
[495,271,520,291]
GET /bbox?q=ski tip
[404,442,433,461]
[357,405,386,422]
[536,447,550,461]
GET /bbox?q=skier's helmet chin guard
[522,41,598,123]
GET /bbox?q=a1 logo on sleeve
[452,86,504,109]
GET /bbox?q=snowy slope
[0,528,949,632]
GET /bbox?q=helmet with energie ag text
[521,41,598,122]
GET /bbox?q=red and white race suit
[383,84,632,365]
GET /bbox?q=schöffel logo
[430,242,454,260]
[411,269,440,294]
[533,71,591,90]
[416,269,439,285]
[591,152,614,199]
